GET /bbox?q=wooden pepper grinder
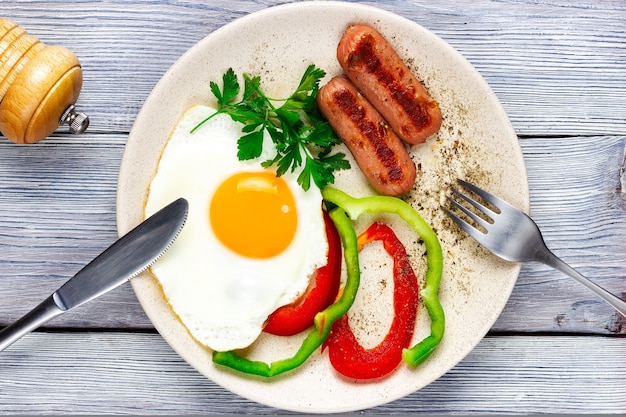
[0,17,88,144]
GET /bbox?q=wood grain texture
[494,135,626,334]
[0,0,620,334]
[1,134,624,333]
[0,332,623,415]
[0,0,623,414]
[0,0,623,136]
[0,134,154,328]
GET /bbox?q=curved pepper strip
[263,210,342,336]
[321,187,444,367]
[211,206,361,377]
[324,222,419,379]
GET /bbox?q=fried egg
[144,104,329,352]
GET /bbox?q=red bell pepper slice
[263,210,342,336]
[323,222,419,379]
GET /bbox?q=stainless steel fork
[443,178,626,317]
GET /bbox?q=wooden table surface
[0,0,624,414]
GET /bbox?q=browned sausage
[317,75,416,196]
[337,24,442,145]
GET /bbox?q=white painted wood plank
[0,0,622,415]
[0,332,622,414]
[0,0,622,136]
[0,133,625,334]
[494,135,626,334]
[0,134,153,328]
[0,0,621,334]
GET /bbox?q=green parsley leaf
[237,130,264,160]
[191,64,350,191]
[218,69,240,105]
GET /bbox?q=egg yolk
[210,171,297,259]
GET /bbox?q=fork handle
[537,248,626,317]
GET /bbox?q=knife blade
[0,197,188,352]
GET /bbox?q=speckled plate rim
[116,1,528,413]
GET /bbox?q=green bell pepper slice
[321,187,444,367]
[212,186,444,376]
[212,205,361,377]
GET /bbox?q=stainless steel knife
[0,197,188,352]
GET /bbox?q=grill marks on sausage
[337,24,442,145]
[316,24,441,195]
[334,89,404,183]
[348,34,431,132]
[317,75,415,196]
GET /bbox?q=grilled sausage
[317,75,416,196]
[337,24,442,145]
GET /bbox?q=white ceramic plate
[117,1,528,413]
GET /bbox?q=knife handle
[0,294,64,352]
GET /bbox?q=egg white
[144,104,328,352]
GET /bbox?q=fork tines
[442,179,502,238]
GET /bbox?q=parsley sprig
[190,65,350,191]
